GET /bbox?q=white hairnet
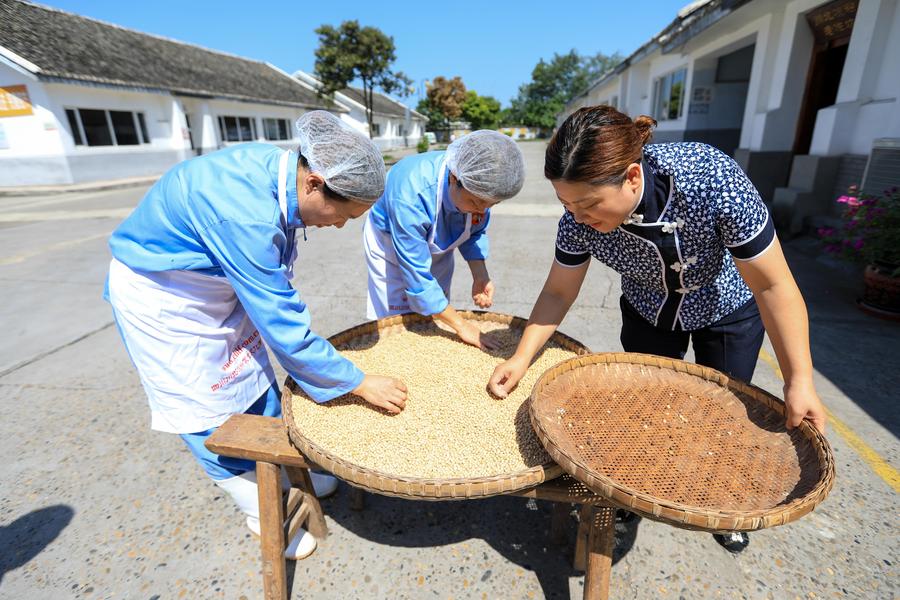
[294,111,385,203]
[445,130,525,202]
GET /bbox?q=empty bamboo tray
[283,311,590,500]
[529,353,835,532]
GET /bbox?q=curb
[0,176,160,197]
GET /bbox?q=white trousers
[364,217,454,320]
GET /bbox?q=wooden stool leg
[257,462,288,600]
[350,486,366,511]
[583,505,616,600]
[286,466,328,539]
[550,502,570,545]
[573,504,592,571]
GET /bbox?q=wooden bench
[206,414,617,600]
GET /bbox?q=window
[652,68,687,121]
[263,118,291,141]
[396,124,405,137]
[80,109,113,146]
[372,123,381,137]
[110,110,139,145]
[217,116,258,143]
[65,108,150,146]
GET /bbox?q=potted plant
[818,185,900,319]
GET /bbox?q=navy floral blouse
[555,142,775,331]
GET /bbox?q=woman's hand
[353,374,408,414]
[456,320,501,350]
[488,355,530,398]
[472,278,495,309]
[783,378,827,434]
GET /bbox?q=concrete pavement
[0,141,897,599]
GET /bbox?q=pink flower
[837,195,860,206]
[853,239,864,250]
[817,227,835,237]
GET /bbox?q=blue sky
[41,0,689,107]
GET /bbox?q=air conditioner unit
[861,138,900,194]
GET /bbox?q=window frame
[262,117,292,141]
[64,107,151,147]
[218,114,262,143]
[651,67,688,121]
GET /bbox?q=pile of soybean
[288,320,579,480]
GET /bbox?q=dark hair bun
[633,115,657,146]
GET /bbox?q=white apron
[108,151,296,434]
[365,159,471,319]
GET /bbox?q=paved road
[0,141,897,599]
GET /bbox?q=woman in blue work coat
[106,111,407,560]
[488,106,827,552]
[364,131,525,348]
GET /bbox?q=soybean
[288,321,578,480]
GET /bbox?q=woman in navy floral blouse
[488,106,827,552]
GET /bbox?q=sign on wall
[806,0,858,43]
[0,85,34,117]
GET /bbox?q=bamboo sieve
[529,352,835,532]
[283,311,591,500]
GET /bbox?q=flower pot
[858,263,900,320]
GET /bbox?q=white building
[293,71,427,151]
[0,0,344,186]
[560,0,900,233]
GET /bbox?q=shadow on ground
[783,240,900,439]
[291,487,640,599]
[0,505,74,585]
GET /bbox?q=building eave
[37,73,326,109]
[563,0,756,112]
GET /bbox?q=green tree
[415,97,444,131]
[508,49,622,130]
[314,20,412,138]
[461,90,502,130]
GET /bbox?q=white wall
[809,0,900,156]
[0,63,71,185]
[45,82,184,152]
[337,100,425,150]
[0,65,65,157]
[0,71,328,185]
[204,98,305,149]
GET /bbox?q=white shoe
[246,517,317,560]
[309,472,338,498]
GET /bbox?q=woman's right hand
[353,374,408,414]
[488,355,529,398]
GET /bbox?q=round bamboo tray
[283,311,590,500]
[529,352,835,532]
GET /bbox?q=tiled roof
[0,0,337,109]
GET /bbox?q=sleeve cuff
[728,212,776,261]
[555,245,591,267]
[299,365,365,403]
[406,282,449,316]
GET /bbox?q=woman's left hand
[472,279,495,309]
[783,378,827,434]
